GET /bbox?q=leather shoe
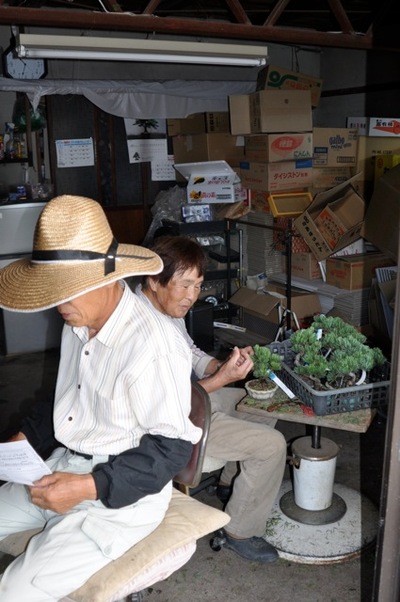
[216,484,231,504]
[222,530,279,563]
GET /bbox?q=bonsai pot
[245,379,278,401]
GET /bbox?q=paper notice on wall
[127,138,168,164]
[55,138,95,168]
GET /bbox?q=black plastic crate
[267,340,390,416]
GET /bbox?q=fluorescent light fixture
[16,33,268,67]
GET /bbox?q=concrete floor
[0,348,387,601]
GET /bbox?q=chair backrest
[173,381,211,489]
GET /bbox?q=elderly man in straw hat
[0,195,201,602]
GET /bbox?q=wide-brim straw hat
[0,195,163,312]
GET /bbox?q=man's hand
[29,472,97,514]
[200,346,254,393]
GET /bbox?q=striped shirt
[136,285,213,378]
[53,283,201,456]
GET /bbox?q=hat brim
[0,243,162,312]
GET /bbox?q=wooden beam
[0,6,381,50]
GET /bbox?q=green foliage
[290,315,386,389]
[252,345,282,383]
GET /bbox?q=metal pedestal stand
[265,427,378,564]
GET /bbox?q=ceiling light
[16,33,268,67]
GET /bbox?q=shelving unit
[161,218,243,305]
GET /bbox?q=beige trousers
[205,388,287,538]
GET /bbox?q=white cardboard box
[174,161,239,203]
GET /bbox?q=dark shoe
[216,484,232,504]
[215,529,279,563]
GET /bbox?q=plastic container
[267,340,390,416]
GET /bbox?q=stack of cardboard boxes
[167,66,398,344]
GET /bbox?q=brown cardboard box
[239,159,313,192]
[355,136,400,200]
[249,90,312,134]
[294,175,366,261]
[364,164,400,261]
[229,94,252,135]
[314,188,365,251]
[229,285,321,337]
[326,253,393,290]
[374,154,400,185]
[249,189,271,213]
[167,112,230,136]
[284,252,322,280]
[266,283,321,321]
[256,64,323,107]
[313,128,358,168]
[172,133,244,165]
[244,133,313,163]
[312,166,354,190]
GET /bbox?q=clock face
[3,48,46,80]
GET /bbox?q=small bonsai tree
[251,345,282,386]
[290,315,386,390]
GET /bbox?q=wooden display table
[236,392,376,434]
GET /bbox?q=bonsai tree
[249,345,282,390]
[289,315,386,390]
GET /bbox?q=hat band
[31,238,154,276]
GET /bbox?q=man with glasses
[137,235,287,563]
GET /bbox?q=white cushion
[0,489,230,602]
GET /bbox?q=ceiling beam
[0,6,385,51]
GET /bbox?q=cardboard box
[368,117,400,137]
[244,133,313,163]
[256,64,323,107]
[172,133,244,165]
[174,161,239,204]
[266,283,322,321]
[239,159,313,192]
[364,164,400,261]
[250,90,312,134]
[229,285,321,337]
[314,188,365,251]
[326,253,393,290]
[229,94,251,135]
[248,189,271,214]
[313,128,358,167]
[283,252,322,280]
[374,154,400,185]
[167,112,230,136]
[312,166,354,190]
[355,136,400,200]
[294,175,366,261]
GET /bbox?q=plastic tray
[267,340,391,416]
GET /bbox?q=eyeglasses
[170,282,205,293]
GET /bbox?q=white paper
[151,155,176,181]
[0,440,52,486]
[126,138,168,164]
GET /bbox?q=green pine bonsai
[289,315,386,390]
[251,345,282,386]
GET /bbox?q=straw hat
[0,195,163,312]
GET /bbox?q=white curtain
[0,78,256,118]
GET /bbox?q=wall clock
[2,45,47,80]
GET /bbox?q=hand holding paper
[0,439,52,485]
